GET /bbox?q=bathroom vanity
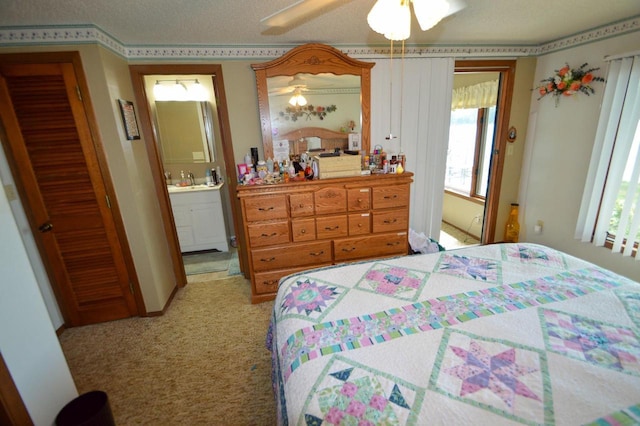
[168,184,229,253]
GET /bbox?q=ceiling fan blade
[412,0,466,31]
[261,0,345,28]
[270,87,295,95]
[447,0,467,17]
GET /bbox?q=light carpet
[59,275,276,425]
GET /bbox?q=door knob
[38,222,53,233]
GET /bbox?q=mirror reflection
[267,73,361,142]
[155,100,215,164]
[252,43,374,160]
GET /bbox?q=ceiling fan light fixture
[367,0,411,41]
[289,89,307,106]
[412,0,450,31]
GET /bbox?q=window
[445,105,496,198]
[576,54,640,259]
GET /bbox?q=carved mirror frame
[252,43,374,159]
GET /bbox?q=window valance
[451,79,499,110]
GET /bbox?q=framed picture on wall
[117,99,141,140]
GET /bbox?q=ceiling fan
[269,74,309,95]
[261,0,466,39]
[260,0,352,29]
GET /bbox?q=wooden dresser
[237,173,413,303]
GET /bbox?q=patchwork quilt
[268,243,640,425]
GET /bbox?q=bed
[267,243,640,425]
[278,127,349,156]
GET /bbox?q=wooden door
[0,55,140,326]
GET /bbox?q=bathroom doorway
[129,65,243,287]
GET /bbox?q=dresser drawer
[253,265,331,295]
[316,215,348,240]
[372,185,409,209]
[334,232,407,261]
[347,187,371,211]
[247,220,290,247]
[291,218,316,242]
[314,187,346,214]
[244,195,288,222]
[289,192,314,217]
[349,213,371,235]
[251,241,332,272]
[372,209,408,233]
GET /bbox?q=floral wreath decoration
[536,63,604,105]
[279,104,337,122]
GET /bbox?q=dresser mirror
[252,43,374,160]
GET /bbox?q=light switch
[3,184,16,201]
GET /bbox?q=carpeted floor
[59,275,276,425]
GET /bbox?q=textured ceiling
[0,0,639,47]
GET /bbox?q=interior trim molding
[0,16,638,60]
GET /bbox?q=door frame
[129,64,241,288]
[454,60,516,243]
[0,353,32,426]
[0,51,146,322]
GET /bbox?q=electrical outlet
[473,215,482,224]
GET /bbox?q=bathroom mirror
[154,100,215,164]
[252,43,374,159]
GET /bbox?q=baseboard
[145,284,179,317]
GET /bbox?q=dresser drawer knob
[325,225,339,231]
[261,232,277,237]
[386,241,400,246]
[301,229,306,234]
[383,194,398,200]
[260,257,276,262]
[310,250,325,256]
[384,218,398,224]
[258,206,275,211]
[342,247,356,252]
[263,279,278,286]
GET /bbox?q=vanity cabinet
[237,173,413,303]
[169,188,229,253]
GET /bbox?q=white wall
[442,192,484,238]
[522,31,640,282]
[0,173,78,425]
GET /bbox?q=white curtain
[371,57,455,239]
[575,54,640,259]
[451,79,499,110]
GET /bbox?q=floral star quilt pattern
[268,243,640,425]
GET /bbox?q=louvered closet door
[0,61,138,326]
